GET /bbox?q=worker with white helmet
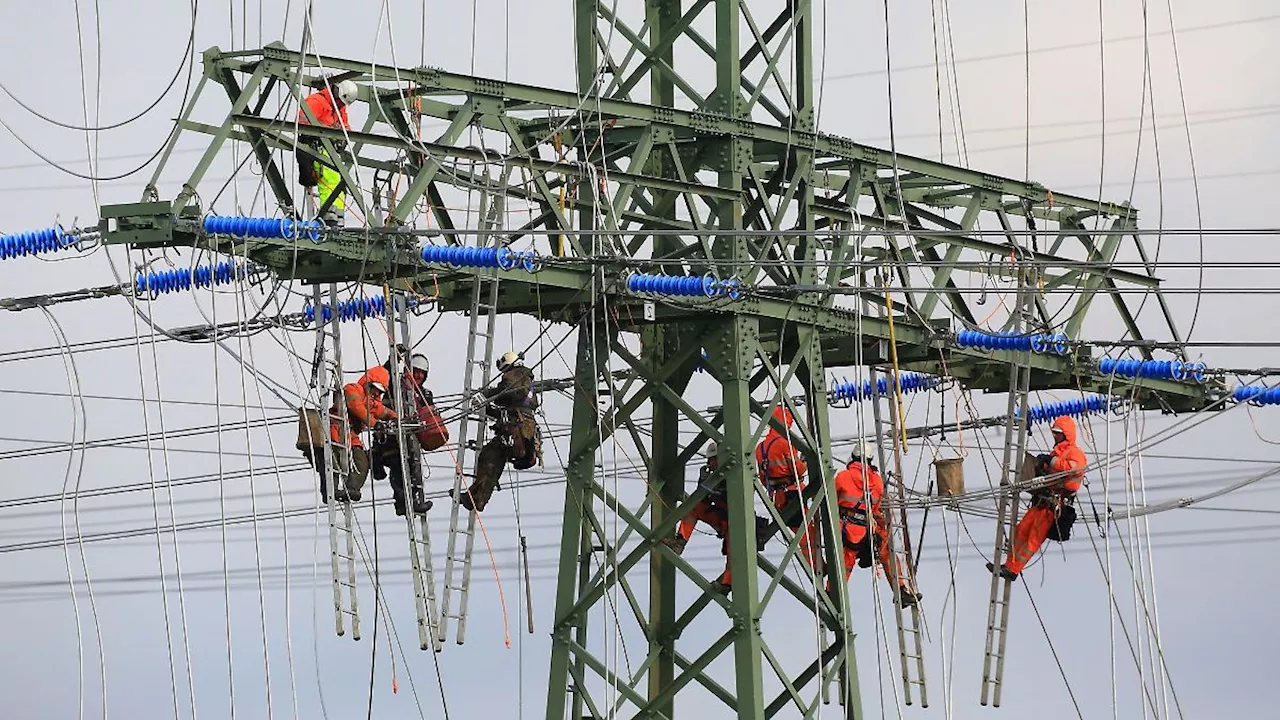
[661,441,770,595]
[456,350,541,512]
[372,345,446,517]
[296,78,359,227]
[833,440,920,608]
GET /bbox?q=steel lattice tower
[99,2,1213,717]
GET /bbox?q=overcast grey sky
[2,1,1279,719]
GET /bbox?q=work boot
[986,562,1018,582]
[322,209,343,228]
[662,536,688,555]
[345,485,362,503]
[754,517,771,551]
[334,488,351,503]
[712,580,732,597]
[897,588,922,608]
[413,499,433,515]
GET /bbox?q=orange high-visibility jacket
[1047,416,1087,493]
[330,366,397,445]
[834,460,884,514]
[298,88,350,129]
[755,406,807,489]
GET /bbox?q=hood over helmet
[1051,415,1078,445]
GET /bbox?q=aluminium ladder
[314,284,361,640]
[385,292,442,651]
[867,362,928,707]
[979,264,1035,707]
[437,175,507,646]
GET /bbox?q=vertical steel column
[706,316,766,719]
[545,322,610,720]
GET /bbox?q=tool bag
[295,408,326,451]
[415,403,449,451]
[1046,502,1077,542]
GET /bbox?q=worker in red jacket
[372,347,446,516]
[323,364,397,503]
[296,79,357,226]
[756,406,816,565]
[989,415,1087,580]
[834,442,920,607]
[663,442,770,595]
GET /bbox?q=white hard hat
[852,439,877,463]
[367,380,387,395]
[335,80,358,106]
[497,351,524,371]
[706,441,718,459]
[409,353,430,376]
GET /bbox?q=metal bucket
[933,456,965,496]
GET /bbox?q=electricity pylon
[99,2,1213,717]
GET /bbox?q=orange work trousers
[678,499,732,585]
[1006,504,1056,574]
[838,519,914,601]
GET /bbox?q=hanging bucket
[296,408,326,451]
[933,457,965,496]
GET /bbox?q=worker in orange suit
[296,78,357,226]
[322,364,397,504]
[989,415,1087,580]
[756,406,818,566]
[663,441,770,595]
[833,441,920,607]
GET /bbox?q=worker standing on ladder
[989,416,1086,581]
[663,442,770,595]
[322,365,397,503]
[756,406,815,564]
[296,78,357,227]
[372,346,448,516]
[457,351,541,512]
[834,441,921,607]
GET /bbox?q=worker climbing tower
[95,0,1216,716]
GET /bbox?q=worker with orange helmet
[321,363,397,503]
[834,441,920,607]
[296,78,358,227]
[755,406,817,564]
[989,415,1087,580]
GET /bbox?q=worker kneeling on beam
[315,365,397,504]
[456,351,542,512]
[834,441,921,608]
[371,346,449,517]
[988,416,1086,581]
[662,442,770,596]
[296,78,357,227]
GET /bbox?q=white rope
[43,306,107,720]
[123,246,183,718]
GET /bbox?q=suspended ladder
[385,291,443,651]
[438,167,508,646]
[980,263,1035,707]
[315,283,361,641]
[867,360,929,708]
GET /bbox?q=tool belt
[764,476,800,493]
[839,507,869,526]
